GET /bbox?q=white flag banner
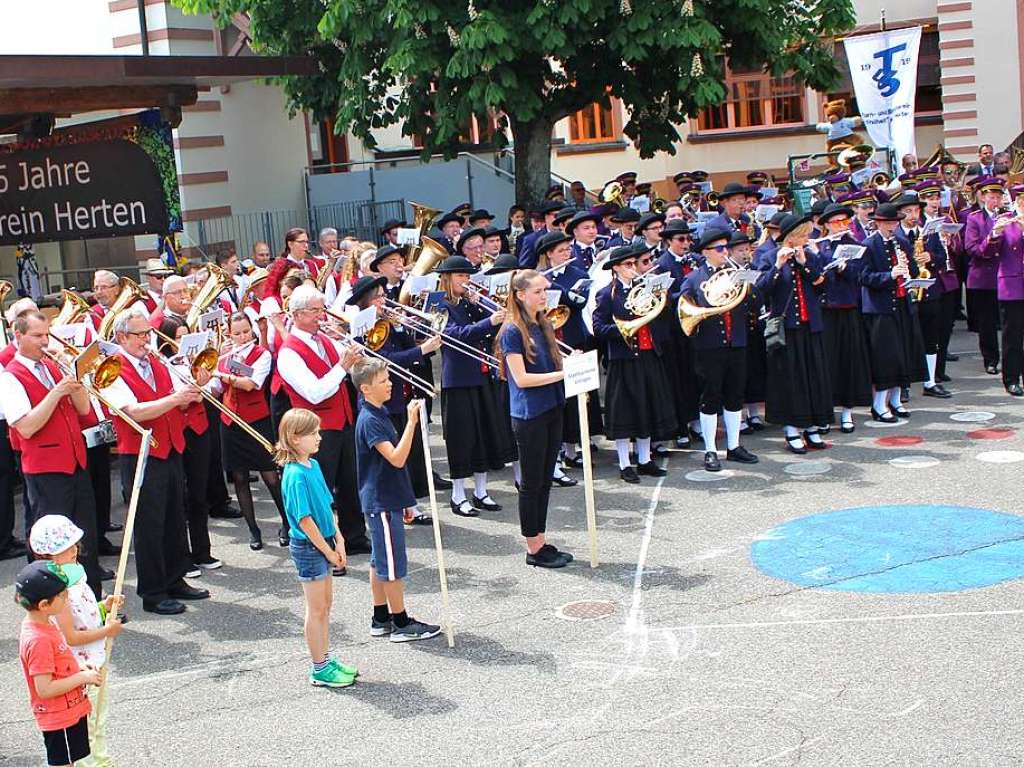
[843,26,922,165]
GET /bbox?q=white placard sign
[833,244,866,261]
[488,271,512,297]
[545,290,562,310]
[51,323,87,348]
[641,271,674,293]
[198,308,224,332]
[406,274,439,296]
[921,218,944,237]
[396,228,421,246]
[350,306,378,338]
[177,331,210,359]
[563,350,600,398]
[843,26,923,163]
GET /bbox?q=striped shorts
[366,510,407,581]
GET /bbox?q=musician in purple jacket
[919,180,961,390]
[990,183,1024,395]
[963,177,1006,375]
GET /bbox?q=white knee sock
[700,413,718,453]
[925,353,937,388]
[872,390,888,413]
[451,478,466,504]
[552,464,566,479]
[722,410,742,450]
[887,387,902,409]
[637,437,652,464]
[841,407,853,424]
[512,461,522,485]
[784,425,800,439]
[473,472,488,498]
[615,439,632,469]
[562,443,577,460]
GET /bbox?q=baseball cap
[15,560,69,608]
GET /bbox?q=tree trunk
[512,116,555,206]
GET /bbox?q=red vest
[149,308,166,329]
[218,345,270,425]
[114,352,186,459]
[141,294,158,314]
[269,332,284,395]
[5,358,87,475]
[281,334,353,431]
[0,341,15,367]
[89,305,106,334]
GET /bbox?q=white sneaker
[196,558,223,570]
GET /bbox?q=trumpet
[380,298,500,370]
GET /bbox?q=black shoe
[726,446,759,464]
[688,427,703,442]
[893,407,910,419]
[652,444,670,458]
[704,451,721,472]
[637,460,667,477]
[168,582,210,601]
[900,387,910,403]
[748,417,767,432]
[332,566,347,577]
[248,473,258,483]
[105,522,124,533]
[620,466,640,483]
[986,364,999,375]
[803,431,827,450]
[739,425,753,436]
[345,538,372,555]
[526,547,570,569]
[98,537,122,557]
[541,544,574,563]
[840,421,855,434]
[278,527,290,547]
[210,505,243,520]
[871,408,898,424]
[923,384,952,399]
[937,373,952,383]
[249,529,263,551]
[675,436,690,449]
[785,436,808,455]
[451,499,480,517]
[946,353,960,362]
[471,494,502,512]
[0,539,27,561]
[432,471,453,490]
[143,599,186,615]
[552,474,578,487]
[100,567,115,581]
[1008,383,1024,397]
[561,454,584,468]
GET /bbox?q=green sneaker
[329,658,359,677]
[310,663,355,688]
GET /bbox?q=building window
[695,66,806,132]
[569,101,617,143]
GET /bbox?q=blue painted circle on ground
[750,505,1024,593]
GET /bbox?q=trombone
[318,309,437,397]
[379,298,500,370]
[44,335,157,449]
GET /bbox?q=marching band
[2,153,1023,610]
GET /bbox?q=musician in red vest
[103,312,209,615]
[280,227,322,279]
[141,258,172,314]
[277,284,371,561]
[149,274,191,329]
[0,311,100,595]
[89,270,121,336]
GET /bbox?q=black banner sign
[0,139,170,246]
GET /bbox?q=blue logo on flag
[872,43,908,97]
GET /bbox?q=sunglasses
[708,244,729,253]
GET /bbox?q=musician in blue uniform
[636,213,666,254]
[605,208,641,248]
[517,201,568,268]
[728,230,767,432]
[434,213,464,255]
[762,214,833,454]
[859,203,928,422]
[566,210,604,270]
[434,256,515,516]
[681,229,772,472]
[592,245,676,483]
[816,204,873,433]
[706,182,754,235]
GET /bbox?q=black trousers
[203,402,231,510]
[694,347,747,414]
[968,288,1000,366]
[120,452,189,603]
[937,291,958,379]
[511,407,563,538]
[1001,300,1024,387]
[316,425,368,547]
[182,428,212,563]
[25,468,100,597]
[389,411,428,498]
[86,444,111,536]
[0,421,16,550]
[270,387,291,434]
[917,299,942,355]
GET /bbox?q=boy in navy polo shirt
[352,359,442,643]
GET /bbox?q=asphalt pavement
[2,327,1024,766]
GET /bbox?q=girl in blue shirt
[497,269,571,569]
[276,408,358,689]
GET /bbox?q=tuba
[98,277,147,339]
[398,235,448,306]
[185,262,234,331]
[53,290,91,326]
[678,267,751,336]
[600,181,627,209]
[614,280,667,344]
[405,201,442,267]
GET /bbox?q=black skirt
[221,415,277,473]
[765,327,834,428]
[661,331,701,427]
[744,325,768,403]
[604,351,678,440]
[561,388,605,444]
[491,378,520,463]
[441,384,517,479]
[864,303,928,389]
[823,307,873,407]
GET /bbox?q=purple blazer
[995,223,1024,301]
[849,219,872,243]
[964,209,1001,290]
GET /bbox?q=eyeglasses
[124,329,150,339]
[294,238,310,244]
[672,235,691,242]
[638,257,653,265]
[708,244,729,253]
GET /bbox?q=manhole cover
[557,600,617,621]
[951,411,996,423]
[784,461,832,476]
[889,455,940,468]
[976,450,1024,464]
[685,469,735,482]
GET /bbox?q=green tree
[177,0,856,203]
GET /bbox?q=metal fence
[36,265,141,298]
[308,199,407,243]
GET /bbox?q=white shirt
[102,351,167,410]
[211,343,272,395]
[329,282,354,315]
[0,353,59,426]
[276,326,348,405]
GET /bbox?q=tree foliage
[177,0,857,201]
